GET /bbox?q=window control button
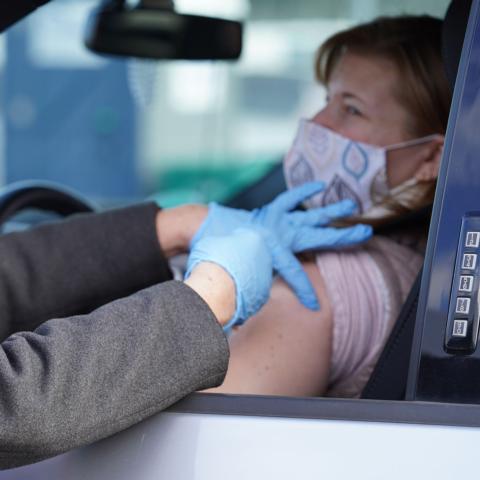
[456,297,471,315]
[452,319,469,337]
[446,318,477,351]
[459,275,474,292]
[466,231,480,248]
[462,253,477,270]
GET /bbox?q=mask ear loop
[385,133,443,152]
[368,136,443,220]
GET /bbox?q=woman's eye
[345,105,362,116]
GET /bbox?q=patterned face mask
[283,119,439,214]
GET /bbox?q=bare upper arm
[207,261,334,396]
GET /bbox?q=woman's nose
[312,106,337,131]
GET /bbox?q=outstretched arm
[0,280,229,470]
[0,203,174,339]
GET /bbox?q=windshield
[0,0,450,207]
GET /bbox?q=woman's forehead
[327,51,402,108]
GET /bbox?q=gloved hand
[186,228,273,330]
[191,182,373,310]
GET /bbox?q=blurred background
[0,0,451,207]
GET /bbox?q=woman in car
[205,14,452,397]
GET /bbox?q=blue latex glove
[186,228,273,330]
[191,182,373,310]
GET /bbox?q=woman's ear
[414,135,445,182]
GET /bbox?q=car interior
[0,0,472,396]
[0,0,479,476]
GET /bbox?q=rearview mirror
[84,0,243,60]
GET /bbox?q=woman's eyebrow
[342,92,368,106]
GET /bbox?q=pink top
[316,235,423,398]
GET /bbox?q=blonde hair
[315,15,451,227]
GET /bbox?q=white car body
[0,394,478,479]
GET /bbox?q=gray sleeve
[0,280,229,470]
[0,202,173,340]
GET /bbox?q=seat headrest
[443,0,473,89]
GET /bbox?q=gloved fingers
[292,224,373,252]
[289,199,357,226]
[271,245,320,310]
[270,182,325,212]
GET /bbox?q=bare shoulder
[217,261,334,396]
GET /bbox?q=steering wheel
[0,181,96,228]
